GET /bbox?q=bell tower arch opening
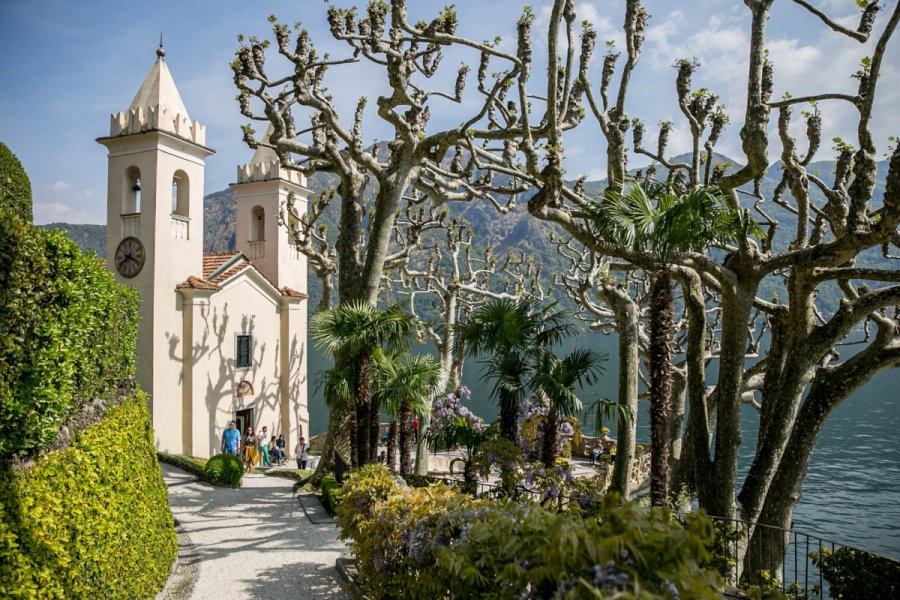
[171,170,190,217]
[250,205,266,242]
[124,166,141,214]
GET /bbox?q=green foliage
[320,475,342,514]
[336,467,722,599]
[157,452,208,478]
[0,142,32,222]
[203,453,243,487]
[0,214,139,460]
[399,473,445,488]
[334,464,399,535]
[0,394,176,599]
[595,181,762,263]
[812,546,900,599]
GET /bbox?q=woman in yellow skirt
[242,426,259,472]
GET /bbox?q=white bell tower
[97,43,214,452]
[231,126,309,294]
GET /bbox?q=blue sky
[1,0,897,225]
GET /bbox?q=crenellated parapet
[236,155,305,186]
[109,106,206,145]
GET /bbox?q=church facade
[97,47,310,458]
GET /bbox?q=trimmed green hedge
[0,393,177,598]
[0,211,139,460]
[157,452,208,478]
[320,475,341,515]
[0,142,32,222]
[203,453,243,487]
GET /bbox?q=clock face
[114,236,145,278]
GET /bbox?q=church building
[96,45,310,458]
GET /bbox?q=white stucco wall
[100,130,210,454]
[183,270,308,458]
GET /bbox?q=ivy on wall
[0,393,177,599]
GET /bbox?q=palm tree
[529,348,606,467]
[372,353,444,474]
[453,299,574,442]
[310,301,417,467]
[318,361,356,465]
[594,180,758,507]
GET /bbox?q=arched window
[124,166,141,214]
[250,206,265,242]
[171,170,189,217]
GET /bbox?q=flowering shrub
[516,395,581,460]
[469,437,524,495]
[430,387,484,437]
[337,466,722,599]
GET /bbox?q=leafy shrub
[0,214,138,460]
[320,475,342,514]
[0,393,176,598]
[0,142,32,221]
[812,546,900,599]
[337,466,722,599]
[156,452,208,478]
[401,474,445,488]
[203,453,243,487]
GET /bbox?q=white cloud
[33,181,102,225]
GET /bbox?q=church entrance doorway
[235,408,255,439]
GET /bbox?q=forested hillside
[43,155,890,314]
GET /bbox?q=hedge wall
[0,210,139,460]
[0,142,32,222]
[0,393,177,598]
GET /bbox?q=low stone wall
[590,451,652,497]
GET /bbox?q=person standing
[242,426,258,472]
[275,433,287,465]
[257,425,271,467]
[412,417,419,445]
[295,436,309,470]
[221,420,241,456]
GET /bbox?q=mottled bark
[749,322,900,574]
[706,283,757,519]
[599,284,640,497]
[671,268,712,499]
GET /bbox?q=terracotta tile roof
[176,275,221,291]
[281,287,309,299]
[177,252,308,301]
[201,251,252,285]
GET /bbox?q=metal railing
[709,515,846,598]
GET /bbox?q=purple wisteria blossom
[430,387,485,435]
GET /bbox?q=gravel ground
[159,464,349,600]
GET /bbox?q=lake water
[307,331,900,558]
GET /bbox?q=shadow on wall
[164,297,304,456]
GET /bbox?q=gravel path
[159,464,349,600]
